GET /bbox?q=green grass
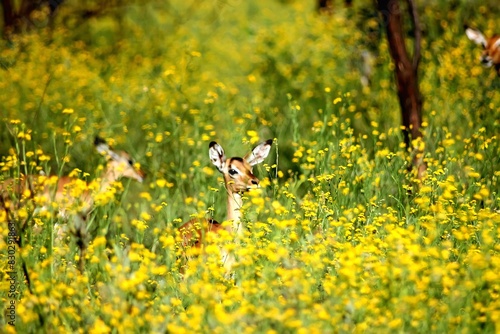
[1,0,500,332]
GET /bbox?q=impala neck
[76,167,117,214]
[99,165,120,192]
[226,191,243,236]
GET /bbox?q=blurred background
[2,3,500,332]
[1,0,499,193]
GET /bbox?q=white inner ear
[95,143,121,162]
[245,142,271,166]
[96,143,110,156]
[493,38,500,49]
[108,151,121,162]
[466,28,487,47]
[209,143,226,172]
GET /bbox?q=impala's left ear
[94,136,110,154]
[465,26,487,48]
[94,136,120,161]
[209,141,226,173]
[244,139,273,166]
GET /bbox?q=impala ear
[493,38,500,50]
[94,136,110,154]
[244,139,273,166]
[94,136,120,161]
[465,27,487,48]
[209,141,226,172]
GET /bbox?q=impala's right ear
[493,38,500,50]
[465,26,487,48]
[244,139,273,166]
[209,141,226,172]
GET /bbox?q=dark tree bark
[1,0,63,38]
[377,0,426,178]
[2,0,16,36]
[317,0,352,14]
[318,0,333,13]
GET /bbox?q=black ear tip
[209,141,218,148]
[94,136,106,146]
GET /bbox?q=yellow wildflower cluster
[1,1,500,333]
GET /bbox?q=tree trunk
[318,0,333,13]
[1,0,63,38]
[2,0,17,37]
[377,0,426,178]
[317,0,353,13]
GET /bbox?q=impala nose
[480,56,492,66]
[137,169,146,183]
[247,179,260,190]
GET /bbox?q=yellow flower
[140,212,151,221]
[89,319,111,334]
[139,192,152,201]
[246,130,260,144]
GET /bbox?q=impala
[0,136,145,221]
[1,136,145,272]
[177,139,273,273]
[465,25,500,76]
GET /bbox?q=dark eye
[128,159,134,166]
[228,169,238,176]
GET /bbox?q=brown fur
[178,217,223,248]
[176,139,273,273]
[1,140,145,217]
[484,35,500,72]
[466,26,500,76]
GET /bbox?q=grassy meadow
[1,0,500,332]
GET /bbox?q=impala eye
[228,169,238,176]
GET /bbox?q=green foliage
[0,0,499,332]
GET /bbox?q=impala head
[209,139,272,193]
[465,26,500,71]
[94,136,145,182]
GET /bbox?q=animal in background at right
[465,25,500,76]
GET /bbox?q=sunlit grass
[1,0,500,333]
